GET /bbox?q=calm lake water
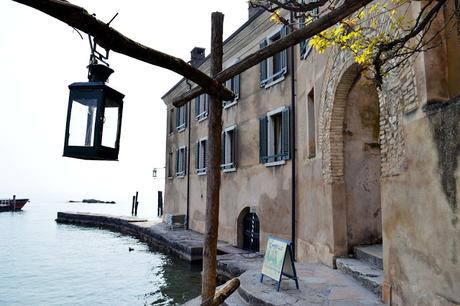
[0,201,201,305]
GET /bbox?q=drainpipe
[289,11,297,260]
[185,79,193,230]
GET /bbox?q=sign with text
[260,236,299,291]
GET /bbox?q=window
[260,26,288,87]
[223,74,240,109]
[175,146,187,177]
[259,107,290,164]
[299,0,319,59]
[176,105,187,132]
[168,108,174,134]
[221,125,237,171]
[307,89,316,157]
[168,151,174,178]
[195,138,207,174]
[195,94,208,121]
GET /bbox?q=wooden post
[201,12,224,305]
[134,191,139,216]
[158,191,163,217]
[13,195,16,211]
[131,195,135,216]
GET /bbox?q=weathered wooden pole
[201,12,224,305]
[131,195,135,216]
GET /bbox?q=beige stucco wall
[382,103,460,305]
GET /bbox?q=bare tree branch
[11,0,235,101]
[172,0,373,106]
[373,0,446,86]
[250,0,330,13]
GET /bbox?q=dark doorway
[242,212,260,252]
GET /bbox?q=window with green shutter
[223,74,240,109]
[259,26,288,88]
[176,146,187,177]
[196,138,207,174]
[299,0,319,59]
[221,125,237,171]
[259,107,291,165]
[168,151,173,178]
[176,104,187,132]
[195,94,208,121]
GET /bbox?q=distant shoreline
[68,199,116,204]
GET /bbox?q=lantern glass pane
[68,98,98,147]
[102,106,119,149]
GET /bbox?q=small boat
[0,198,29,212]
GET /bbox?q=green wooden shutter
[175,149,179,174]
[175,108,180,128]
[281,107,290,160]
[204,140,207,169]
[184,105,188,128]
[259,40,268,86]
[280,26,288,74]
[184,147,187,174]
[259,116,268,163]
[195,96,200,118]
[195,142,200,170]
[221,132,226,167]
[234,74,240,100]
[232,128,237,168]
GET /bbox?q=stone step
[222,290,249,306]
[336,257,383,297]
[354,244,383,270]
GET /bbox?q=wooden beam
[172,0,373,107]
[11,0,235,101]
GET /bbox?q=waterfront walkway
[56,212,383,306]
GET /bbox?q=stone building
[162,2,460,305]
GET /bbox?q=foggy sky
[0,1,248,206]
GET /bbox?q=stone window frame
[259,26,288,88]
[223,58,241,109]
[195,137,208,175]
[167,151,174,179]
[195,94,208,122]
[221,125,237,172]
[259,106,290,167]
[175,146,187,178]
[168,108,175,135]
[176,104,187,132]
[299,0,319,60]
[307,88,317,158]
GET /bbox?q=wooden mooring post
[13,195,16,211]
[157,191,163,217]
[134,191,139,216]
[131,195,135,216]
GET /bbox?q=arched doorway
[343,75,382,249]
[237,208,260,252]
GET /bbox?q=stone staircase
[336,244,384,297]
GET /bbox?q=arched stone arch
[319,48,415,183]
[318,49,359,183]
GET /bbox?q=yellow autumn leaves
[290,0,410,69]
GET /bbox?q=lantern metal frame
[63,33,125,161]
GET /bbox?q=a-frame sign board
[260,236,299,291]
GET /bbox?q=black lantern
[63,37,124,161]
